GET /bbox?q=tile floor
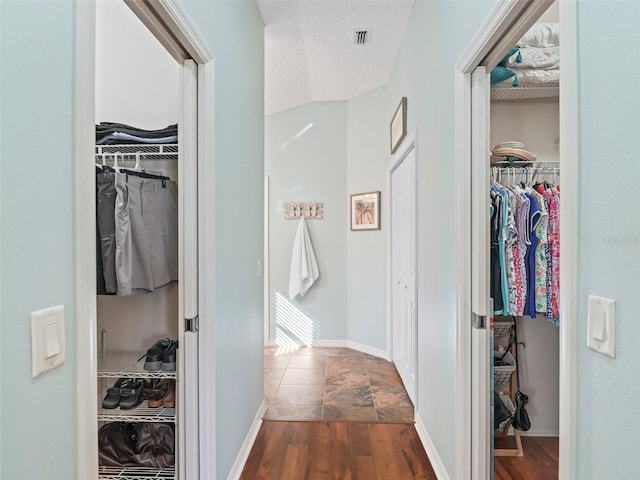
[264,346,414,423]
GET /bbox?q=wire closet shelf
[95,144,178,161]
[491,160,559,185]
[98,465,175,480]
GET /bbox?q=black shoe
[102,377,128,409]
[161,340,178,371]
[119,379,145,410]
[143,338,171,371]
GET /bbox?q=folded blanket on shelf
[518,22,559,48]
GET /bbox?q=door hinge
[185,315,199,333]
[472,312,487,329]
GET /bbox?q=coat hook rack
[284,202,323,219]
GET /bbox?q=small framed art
[390,96,407,154]
[350,191,381,230]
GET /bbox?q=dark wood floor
[494,436,559,480]
[240,420,437,479]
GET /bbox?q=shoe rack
[98,336,177,479]
[98,349,176,423]
[494,319,524,457]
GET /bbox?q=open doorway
[74,1,215,478]
[490,3,560,473]
[455,1,577,478]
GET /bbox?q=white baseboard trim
[226,400,267,480]
[415,414,451,480]
[519,429,560,438]
[266,338,390,361]
[315,339,390,361]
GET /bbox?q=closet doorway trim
[453,1,578,479]
[73,2,217,479]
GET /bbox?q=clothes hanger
[113,152,122,173]
[96,153,116,173]
[123,167,170,187]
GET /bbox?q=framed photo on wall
[390,96,407,154]
[350,191,381,230]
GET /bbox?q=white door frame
[453,1,578,478]
[73,2,216,478]
[387,130,418,401]
[469,66,491,480]
[264,175,270,346]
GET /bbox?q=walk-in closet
[489,4,560,476]
[94,2,182,478]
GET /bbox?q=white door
[470,66,491,480]
[179,58,200,480]
[390,141,417,404]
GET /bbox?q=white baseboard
[314,339,390,361]
[519,429,559,437]
[226,400,267,480]
[266,338,390,361]
[415,414,451,480]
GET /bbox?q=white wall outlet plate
[30,305,66,377]
[587,295,615,358]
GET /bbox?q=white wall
[1,2,78,478]
[346,88,389,352]
[491,103,560,163]
[95,0,179,129]
[491,102,560,436]
[95,0,180,351]
[179,2,265,479]
[266,101,348,343]
[539,1,559,23]
[575,1,640,478]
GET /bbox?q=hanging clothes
[96,166,178,296]
[490,173,559,325]
[97,169,118,294]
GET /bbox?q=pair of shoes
[142,379,176,408]
[142,338,178,372]
[102,378,146,410]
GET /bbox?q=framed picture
[390,96,407,154]
[350,191,381,230]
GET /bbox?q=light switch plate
[587,295,616,358]
[30,305,66,377]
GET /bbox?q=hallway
[240,420,437,479]
[257,347,559,479]
[264,346,414,423]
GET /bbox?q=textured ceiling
[257,0,415,116]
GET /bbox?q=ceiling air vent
[354,29,371,46]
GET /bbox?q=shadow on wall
[272,291,315,346]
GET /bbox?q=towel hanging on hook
[289,218,320,300]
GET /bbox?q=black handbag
[511,319,531,431]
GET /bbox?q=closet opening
[74,1,215,479]
[454,0,577,478]
[490,3,560,473]
[94,2,183,479]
